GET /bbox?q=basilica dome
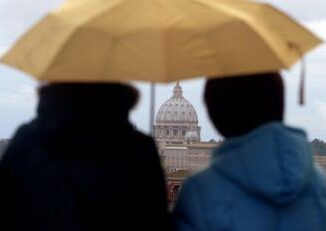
[156,82,198,125]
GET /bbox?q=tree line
[311,139,326,156]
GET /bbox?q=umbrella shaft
[150,83,156,136]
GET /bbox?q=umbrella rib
[235,19,286,67]
[37,24,78,80]
[39,1,126,79]
[166,0,222,78]
[3,0,322,82]
[171,0,285,71]
[211,2,291,67]
[78,1,126,29]
[259,3,323,65]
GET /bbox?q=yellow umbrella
[0,0,322,83]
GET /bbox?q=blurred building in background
[154,83,218,208]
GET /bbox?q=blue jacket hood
[213,122,313,205]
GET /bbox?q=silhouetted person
[173,73,326,231]
[0,83,169,231]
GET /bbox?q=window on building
[174,129,178,136]
[166,129,170,135]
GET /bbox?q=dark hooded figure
[0,83,169,231]
[173,73,326,231]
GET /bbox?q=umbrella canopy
[1,0,323,83]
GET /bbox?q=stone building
[154,82,218,207]
[162,142,217,174]
[314,155,326,172]
[154,81,201,148]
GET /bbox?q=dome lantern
[173,81,183,99]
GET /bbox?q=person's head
[38,82,139,120]
[204,72,284,138]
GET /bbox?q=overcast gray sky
[0,0,326,141]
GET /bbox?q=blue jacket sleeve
[172,179,207,231]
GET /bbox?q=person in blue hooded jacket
[173,72,326,231]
